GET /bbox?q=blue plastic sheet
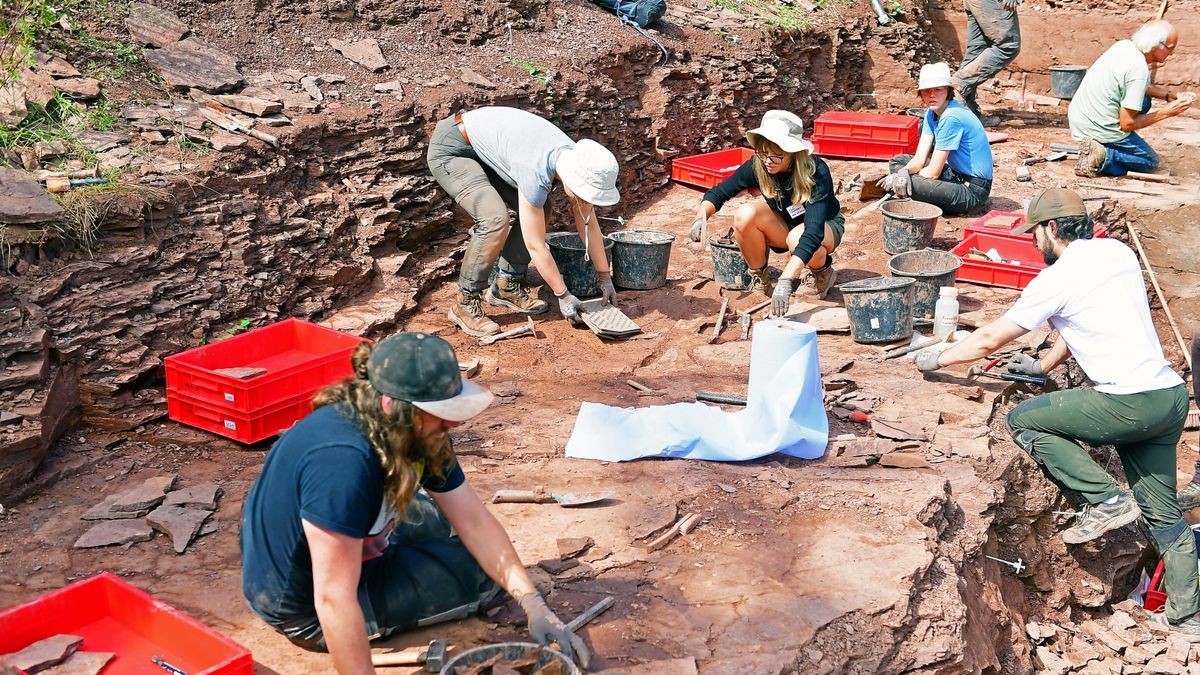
[565,320,829,462]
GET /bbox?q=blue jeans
[1099,96,1160,177]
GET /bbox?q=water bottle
[933,286,959,340]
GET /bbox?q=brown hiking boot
[811,264,837,299]
[748,266,773,297]
[486,275,548,314]
[449,289,500,337]
[1074,138,1107,178]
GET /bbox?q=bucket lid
[837,276,915,293]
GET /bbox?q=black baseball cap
[367,333,493,422]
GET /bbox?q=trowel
[492,486,614,507]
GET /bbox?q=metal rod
[696,391,747,406]
[566,596,616,632]
[984,555,1026,573]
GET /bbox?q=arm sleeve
[1121,73,1150,111]
[933,115,965,152]
[1003,274,1065,331]
[701,159,759,213]
[791,161,836,264]
[298,445,381,538]
[421,456,466,493]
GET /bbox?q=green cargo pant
[1006,383,1196,622]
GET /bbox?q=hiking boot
[1178,482,1200,511]
[449,289,500,337]
[1170,615,1200,643]
[486,275,548,315]
[748,266,773,297]
[1060,493,1142,545]
[798,264,838,299]
[1074,138,1107,177]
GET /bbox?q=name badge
[786,203,806,219]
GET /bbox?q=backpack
[587,0,667,28]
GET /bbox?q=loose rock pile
[74,475,222,554]
[1028,604,1200,674]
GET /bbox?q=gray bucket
[609,229,675,290]
[880,199,942,254]
[547,232,614,298]
[887,248,962,318]
[439,642,582,675]
[838,276,915,344]
[709,238,751,290]
[1050,65,1087,99]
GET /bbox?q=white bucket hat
[917,62,954,91]
[745,110,814,155]
[557,139,621,207]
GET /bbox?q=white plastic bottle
[933,286,960,340]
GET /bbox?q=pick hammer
[966,365,1048,386]
[371,639,447,671]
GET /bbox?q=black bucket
[1050,65,1087,99]
[709,238,751,290]
[838,276,916,344]
[439,642,582,675]
[880,199,942,254]
[887,248,962,318]
[547,232,614,298]
[610,229,675,290]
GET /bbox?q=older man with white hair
[1070,20,1194,177]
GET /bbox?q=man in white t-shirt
[913,188,1198,639]
[1069,20,1193,177]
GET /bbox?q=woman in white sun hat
[241,332,589,670]
[427,106,621,337]
[689,109,846,314]
[879,62,994,215]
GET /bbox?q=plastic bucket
[838,276,916,344]
[709,238,751,290]
[547,232,614,298]
[439,642,582,675]
[887,248,962,318]
[880,199,942,254]
[609,229,675,290]
[1050,65,1087,99]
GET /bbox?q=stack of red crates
[810,111,920,161]
[164,318,367,444]
[670,148,755,189]
[952,210,1108,289]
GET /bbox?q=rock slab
[125,2,189,47]
[73,519,154,548]
[163,483,223,510]
[327,38,387,71]
[2,635,83,673]
[110,474,177,512]
[147,504,211,553]
[42,651,115,675]
[144,38,243,93]
[0,168,64,225]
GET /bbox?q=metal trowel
[492,486,614,507]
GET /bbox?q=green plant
[813,0,828,10]
[887,0,903,16]
[53,180,167,252]
[0,93,94,160]
[507,56,552,87]
[713,0,744,11]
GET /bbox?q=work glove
[874,172,911,198]
[519,592,591,668]
[597,270,619,307]
[1006,353,1045,377]
[913,341,955,372]
[688,216,706,243]
[771,277,795,317]
[557,290,584,325]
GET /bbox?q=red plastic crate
[164,318,366,414]
[166,388,314,444]
[952,231,1047,289]
[0,572,252,675]
[965,210,1108,241]
[811,111,920,160]
[671,148,755,189]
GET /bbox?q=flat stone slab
[0,168,63,225]
[125,2,188,48]
[109,474,177,513]
[0,83,28,125]
[327,38,387,71]
[212,94,281,117]
[163,483,222,510]
[147,505,211,553]
[144,38,243,93]
[34,53,81,78]
[54,77,100,100]
[81,495,152,520]
[73,520,154,548]
[2,635,83,673]
[42,651,115,675]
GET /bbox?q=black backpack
[587,0,667,28]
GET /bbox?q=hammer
[966,364,1048,386]
[371,639,447,671]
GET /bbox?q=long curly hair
[312,342,454,517]
[749,135,817,207]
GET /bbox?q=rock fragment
[109,475,177,512]
[556,537,594,559]
[125,3,189,48]
[147,505,212,553]
[460,67,496,89]
[327,38,388,71]
[53,77,101,100]
[0,168,64,224]
[163,483,223,510]
[1,635,83,673]
[879,452,932,469]
[144,38,243,92]
[42,651,115,675]
[74,519,154,548]
[212,95,281,117]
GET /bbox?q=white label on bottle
[224,420,237,430]
[224,392,235,402]
[870,317,880,329]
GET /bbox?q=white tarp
[565,320,829,462]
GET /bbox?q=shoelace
[464,295,485,315]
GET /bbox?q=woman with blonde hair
[688,110,845,314]
[240,332,587,673]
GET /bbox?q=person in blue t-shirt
[240,332,587,673]
[879,62,994,215]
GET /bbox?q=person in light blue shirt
[879,62,994,215]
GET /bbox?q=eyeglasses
[756,149,786,164]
